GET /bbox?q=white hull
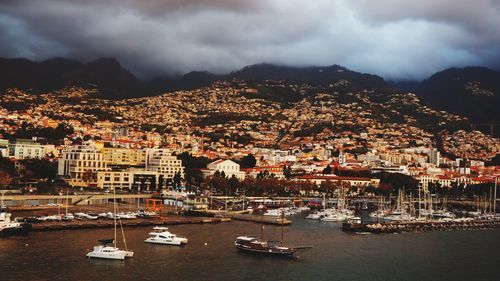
[87,252,125,260]
[144,237,187,246]
[86,246,127,260]
[124,250,134,257]
[145,227,188,246]
[321,216,346,222]
[305,214,322,220]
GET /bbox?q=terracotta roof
[297,175,372,181]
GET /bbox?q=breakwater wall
[365,220,500,234]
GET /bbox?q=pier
[231,214,291,225]
[30,216,231,231]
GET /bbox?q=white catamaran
[87,188,134,260]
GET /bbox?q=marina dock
[231,214,291,225]
[30,216,231,231]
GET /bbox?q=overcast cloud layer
[1,0,499,80]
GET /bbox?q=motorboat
[0,211,31,236]
[98,212,113,219]
[321,212,347,222]
[136,210,159,218]
[144,226,187,246]
[305,212,324,220]
[62,213,75,221]
[432,210,456,219]
[467,211,482,217]
[75,212,98,220]
[116,212,137,219]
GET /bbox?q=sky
[1,0,499,80]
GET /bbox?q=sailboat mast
[137,188,140,210]
[119,217,128,250]
[66,188,69,216]
[323,193,326,211]
[114,187,117,247]
[260,205,264,240]
[281,209,284,243]
[418,186,421,219]
[490,187,493,214]
[494,177,497,215]
[242,189,245,211]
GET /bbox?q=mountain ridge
[0,57,499,126]
[0,57,393,97]
[416,66,500,124]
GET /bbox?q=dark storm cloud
[1,0,499,79]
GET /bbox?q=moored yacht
[305,211,325,220]
[86,188,133,260]
[144,226,188,246]
[320,212,347,222]
[0,211,32,236]
[369,209,389,218]
[432,210,456,219]
[86,239,127,260]
[382,211,416,221]
[234,236,297,256]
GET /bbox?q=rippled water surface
[1,215,499,281]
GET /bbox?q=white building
[57,144,108,187]
[8,139,54,160]
[201,159,246,180]
[145,149,185,179]
[96,169,161,190]
[0,139,8,157]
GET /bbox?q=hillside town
[0,82,498,196]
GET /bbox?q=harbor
[1,213,500,281]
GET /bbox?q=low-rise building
[296,175,380,188]
[8,139,54,159]
[201,159,246,180]
[96,168,161,190]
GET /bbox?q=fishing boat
[144,226,187,246]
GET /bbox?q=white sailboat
[87,188,134,260]
[370,196,389,218]
[382,189,415,222]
